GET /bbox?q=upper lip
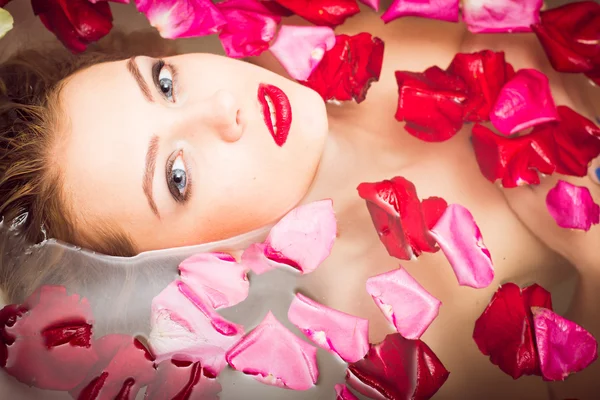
[258,84,292,147]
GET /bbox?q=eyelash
[152,59,179,102]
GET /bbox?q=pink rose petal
[462,0,543,33]
[270,25,336,81]
[381,0,459,24]
[241,243,281,275]
[490,69,559,136]
[532,307,598,381]
[135,0,226,39]
[149,281,244,375]
[429,204,495,289]
[288,293,369,363]
[335,383,359,400]
[359,0,379,11]
[216,0,281,58]
[179,252,250,309]
[226,311,319,390]
[366,267,441,340]
[546,180,600,231]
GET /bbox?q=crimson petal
[273,0,360,27]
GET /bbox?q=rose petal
[0,8,13,39]
[421,196,449,230]
[0,304,28,368]
[366,268,441,340]
[358,0,379,11]
[357,177,445,260]
[335,383,359,400]
[546,180,600,231]
[301,33,384,103]
[347,333,449,400]
[473,283,552,379]
[532,307,598,381]
[149,281,244,375]
[381,0,459,24]
[273,0,360,27]
[490,69,559,136]
[447,50,516,122]
[216,0,281,58]
[395,66,468,142]
[462,0,542,33]
[288,293,369,363]
[225,311,318,390]
[241,243,281,275]
[2,286,98,391]
[179,252,249,309]
[144,359,222,400]
[70,335,155,400]
[429,204,494,289]
[269,25,336,81]
[134,0,226,39]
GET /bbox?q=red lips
[258,83,292,146]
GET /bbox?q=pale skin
[54,11,600,400]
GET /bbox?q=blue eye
[595,167,600,182]
[152,60,176,102]
[167,151,190,202]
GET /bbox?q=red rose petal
[347,333,449,400]
[273,0,360,27]
[447,50,515,122]
[421,196,448,230]
[0,304,27,368]
[301,33,384,104]
[395,66,468,142]
[357,177,444,260]
[144,359,222,400]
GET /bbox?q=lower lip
[258,83,292,147]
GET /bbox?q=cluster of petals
[395,50,515,142]
[472,106,600,188]
[272,0,360,27]
[357,176,447,260]
[300,33,385,104]
[546,180,600,231]
[462,0,542,33]
[382,0,459,24]
[346,333,449,400]
[242,199,337,275]
[473,283,598,380]
[531,1,600,85]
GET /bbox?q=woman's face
[58,53,328,252]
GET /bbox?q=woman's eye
[153,60,175,102]
[168,151,189,202]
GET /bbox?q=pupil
[172,169,186,187]
[160,79,171,94]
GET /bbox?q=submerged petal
[270,25,336,80]
[145,359,221,400]
[462,0,542,33]
[532,307,598,381]
[429,204,494,289]
[381,0,459,23]
[226,311,318,390]
[490,69,559,136]
[288,293,369,363]
[335,383,359,400]
[546,180,600,231]
[366,268,441,340]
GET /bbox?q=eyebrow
[143,135,161,218]
[126,56,154,103]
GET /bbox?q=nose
[198,89,244,143]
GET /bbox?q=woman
[0,5,599,400]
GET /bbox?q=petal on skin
[272,0,360,27]
[546,180,600,231]
[381,0,459,24]
[301,33,384,104]
[347,333,449,400]
[357,177,446,260]
[462,0,543,33]
[358,0,379,11]
[179,252,250,309]
[241,243,281,275]
[334,383,359,400]
[429,204,494,289]
[269,25,336,81]
[225,311,319,391]
[145,359,222,400]
[473,283,552,379]
[216,0,281,58]
[288,293,369,363]
[0,8,13,39]
[149,281,244,375]
[2,286,99,391]
[490,69,559,136]
[366,268,441,340]
[134,0,226,39]
[395,66,468,142]
[532,307,598,381]
[447,50,516,122]
[69,334,156,400]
